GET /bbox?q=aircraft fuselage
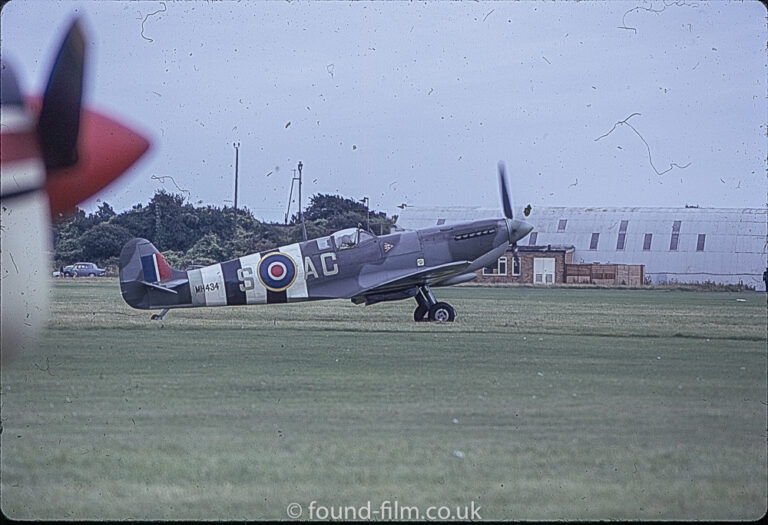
[120,217,529,311]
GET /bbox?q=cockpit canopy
[330,227,376,250]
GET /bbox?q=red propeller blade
[29,97,151,216]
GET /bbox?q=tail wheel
[414,304,429,322]
[428,302,456,323]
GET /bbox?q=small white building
[395,206,768,290]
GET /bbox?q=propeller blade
[498,161,514,219]
[43,106,150,216]
[38,19,85,170]
[499,161,535,245]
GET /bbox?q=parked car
[62,262,106,277]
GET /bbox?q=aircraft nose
[506,218,534,244]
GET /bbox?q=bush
[185,233,226,266]
[78,223,133,263]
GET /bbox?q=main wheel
[428,302,456,322]
[414,304,429,322]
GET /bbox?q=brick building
[476,245,645,286]
[477,245,574,284]
[565,263,645,286]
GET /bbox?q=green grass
[2,280,766,520]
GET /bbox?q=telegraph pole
[298,161,307,241]
[233,142,240,240]
[285,161,307,241]
[285,168,297,225]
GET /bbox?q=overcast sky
[2,0,766,222]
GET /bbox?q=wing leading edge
[350,260,472,305]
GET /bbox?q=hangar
[394,206,768,290]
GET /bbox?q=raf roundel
[257,252,297,292]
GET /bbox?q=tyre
[413,304,429,322]
[428,302,456,322]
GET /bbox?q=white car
[62,262,106,277]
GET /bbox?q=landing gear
[429,302,456,322]
[414,304,429,322]
[150,308,169,321]
[413,285,456,322]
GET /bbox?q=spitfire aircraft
[119,164,532,322]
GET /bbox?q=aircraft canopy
[331,228,375,250]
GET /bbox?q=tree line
[53,191,396,272]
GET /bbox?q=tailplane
[119,238,188,309]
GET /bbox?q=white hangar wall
[394,206,768,290]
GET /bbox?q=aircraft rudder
[139,250,172,283]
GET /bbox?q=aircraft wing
[350,260,472,304]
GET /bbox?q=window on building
[696,233,706,252]
[616,233,626,250]
[643,233,652,251]
[590,232,600,250]
[436,219,446,225]
[558,219,567,232]
[616,220,628,250]
[512,257,521,276]
[482,257,508,276]
[529,231,538,245]
[670,220,681,251]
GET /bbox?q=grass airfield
[1,279,766,520]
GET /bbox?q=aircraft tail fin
[119,238,187,309]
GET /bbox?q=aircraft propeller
[498,161,515,221]
[30,19,151,216]
[498,161,534,264]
